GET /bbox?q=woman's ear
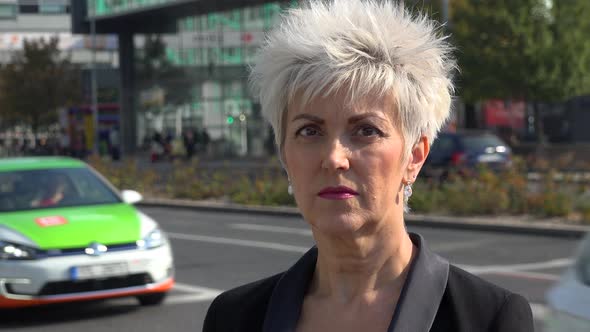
[406,136,429,179]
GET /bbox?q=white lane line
[165,293,220,305]
[168,230,569,279]
[458,258,573,274]
[167,232,309,253]
[171,281,550,321]
[174,282,222,294]
[430,238,497,253]
[230,223,313,236]
[531,303,549,320]
[164,283,222,305]
[477,270,560,282]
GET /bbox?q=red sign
[35,216,68,227]
[483,99,525,129]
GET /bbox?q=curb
[139,198,589,239]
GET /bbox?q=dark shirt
[203,233,534,332]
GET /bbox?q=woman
[204,1,533,331]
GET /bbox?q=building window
[40,4,69,14]
[0,4,17,18]
[18,5,39,14]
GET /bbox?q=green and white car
[0,157,174,308]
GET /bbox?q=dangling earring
[404,181,413,199]
[403,174,416,202]
[287,177,293,195]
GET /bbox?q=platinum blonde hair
[249,0,456,163]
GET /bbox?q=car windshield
[0,168,121,212]
[462,134,506,152]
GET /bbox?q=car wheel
[137,292,167,306]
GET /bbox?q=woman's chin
[308,213,369,237]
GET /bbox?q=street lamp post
[90,11,99,156]
[441,0,450,29]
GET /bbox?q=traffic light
[226,116,234,124]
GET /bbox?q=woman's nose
[321,139,350,171]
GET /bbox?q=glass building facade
[86,0,294,157]
[87,0,185,17]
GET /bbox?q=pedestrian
[200,128,210,156]
[109,126,121,161]
[59,129,70,156]
[72,131,86,159]
[151,131,165,162]
[183,129,196,160]
[203,1,533,331]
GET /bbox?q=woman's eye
[296,126,321,137]
[355,126,382,137]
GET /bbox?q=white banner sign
[180,31,265,48]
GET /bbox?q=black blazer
[203,234,534,332]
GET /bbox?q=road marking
[168,231,570,283]
[163,283,222,305]
[459,258,573,274]
[230,223,313,236]
[167,232,309,253]
[481,270,560,282]
[171,282,550,322]
[171,281,549,321]
[430,238,497,253]
[171,280,550,321]
[531,303,549,320]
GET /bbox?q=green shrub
[409,180,440,213]
[230,173,295,206]
[87,156,590,222]
[87,156,159,196]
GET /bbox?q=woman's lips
[317,186,359,200]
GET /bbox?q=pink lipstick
[317,186,359,200]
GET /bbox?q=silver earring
[288,184,293,195]
[404,182,413,199]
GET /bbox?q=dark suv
[422,130,512,179]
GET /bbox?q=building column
[118,31,137,156]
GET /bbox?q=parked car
[0,157,174,308]
[545,232,590,331]
[422,130,512,180]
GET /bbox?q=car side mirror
[121,190,143,204]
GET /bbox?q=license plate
[478,154,503,163]
[71,262,129,280]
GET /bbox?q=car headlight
[0,240,37,260]
[136,228,166,249]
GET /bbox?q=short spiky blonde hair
[249,0,456,162]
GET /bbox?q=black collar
[262,233,449,332]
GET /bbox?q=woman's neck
[310,225,416,303]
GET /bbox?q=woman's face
[283,91,414,236]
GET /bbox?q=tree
[136,35,191,108]
[451,0,590,138]
[0,37,81,135]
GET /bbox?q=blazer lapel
[262,246,317,332]
[387,233,450,332]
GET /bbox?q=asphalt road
[0,207,583,331]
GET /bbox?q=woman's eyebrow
[291,114,325,124]
[348,113,388,124]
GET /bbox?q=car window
[0,168,121,212]
[462,134,506,152]
[430,135,456,156]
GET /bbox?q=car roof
[0,157,86,172]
